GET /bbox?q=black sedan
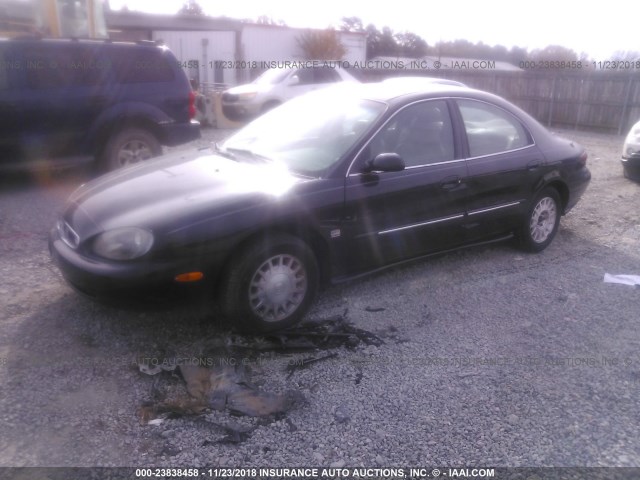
[49,80,591,331]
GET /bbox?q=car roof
[326,79,474,104]
[381,76,467,88]
[0,36,167,51]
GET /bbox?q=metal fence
[359,69,640,134]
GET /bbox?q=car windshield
[253,68,291,85]
[221,89,387,177]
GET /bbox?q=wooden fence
[359,69,640,134]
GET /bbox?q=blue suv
[0,37,200,172]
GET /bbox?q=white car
[221,65,358,121]
[622,119,640,181]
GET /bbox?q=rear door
[0,43,22,166]
[20,43,109,160]
[454,98,541,239]
[341,99,470,275]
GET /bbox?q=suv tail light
[578,150,588,166]
[188,91,196,119]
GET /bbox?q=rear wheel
[221,234,319,332]
[102,127,162,171]
[519,187,561,252]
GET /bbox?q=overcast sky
[108,0,636,59]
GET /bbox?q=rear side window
[107,48,175,83]
[457,99,531,157]
[294,68,315,85]
[313,67,340,83]
[24,45,106,89]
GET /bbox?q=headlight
[623,122,640,157]
[92,227,154,260]
[625,129,640,144]
[237,91,257,100]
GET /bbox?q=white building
[106,11,366,86]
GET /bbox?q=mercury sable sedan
[50,80,591,331]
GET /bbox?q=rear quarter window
[106,48,175,83]
[457,99,532,157]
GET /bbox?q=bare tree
[297,29,347,60]
[178,0,204,16]
[610,50,640,61]
[530,45,579,62]
[340,16,364,32]
[256,15,286,26]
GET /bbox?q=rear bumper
[563,166,591,213]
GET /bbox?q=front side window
[366,100,455,168]
[457,99,531,157]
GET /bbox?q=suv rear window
[106,48,175,84]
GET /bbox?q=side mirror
[287,75,300,86]
[364,153,405,173]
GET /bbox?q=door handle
[527,160,541,171]
[440,176,462,190]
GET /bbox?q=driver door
[340,99,470,275]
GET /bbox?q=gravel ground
[0,126,639,469]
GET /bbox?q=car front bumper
[49,228,216,299]
[621,154,640,181]
[221,102,262,121]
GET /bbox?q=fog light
[175,272,204,282]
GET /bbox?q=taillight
[578,150,588,166]
[188,90,196,119]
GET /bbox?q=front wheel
[221,234,319,332]
[518,187,561,252]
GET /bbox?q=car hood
[225,83,269,95]
[64,149,309,243]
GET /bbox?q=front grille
[59,221,80,249]
[222,92,238,102]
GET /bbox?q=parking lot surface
[0,128,639,468]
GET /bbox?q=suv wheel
[102,128,161,171]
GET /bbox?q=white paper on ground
[603,273,640,286]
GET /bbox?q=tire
[221,234,319,332]
[102,127,162,171]
[518,187,561,252]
